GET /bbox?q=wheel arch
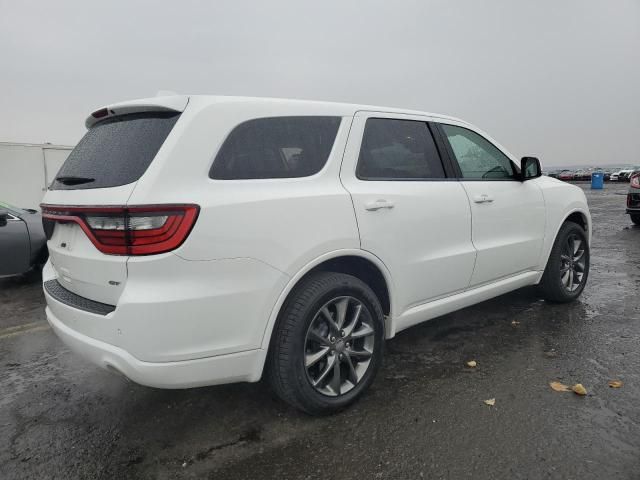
[564,210,589,237]
[538,207,591,279]
[259,250,396,353]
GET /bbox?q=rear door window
[50,112,180,190]
[210,116,341,179]
[356,118,446,180]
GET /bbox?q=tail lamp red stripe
[40,204,199,256]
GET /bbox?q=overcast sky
[1,0,638,167]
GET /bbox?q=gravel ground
[1,183,639,480]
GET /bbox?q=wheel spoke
[346,347,372,360]
[312,353,336,387]
[344,354,359,384]
[562,269,571,286]
[560,265,571,274]
[350,323,374,340]
[320,307,340,333]
[329,356,342,394]
[572,239,582,254]
[307,329,331,346]
[305,347,330,368]
[574,262,585,272]
[342,303,362,338]
[335,297,349,329]
[573,249,585,262]
[568,269,574,290]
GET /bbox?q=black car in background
[627,172,640,225]
[0,201,48,277]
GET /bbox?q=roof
[87,95,468,128]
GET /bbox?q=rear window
[50,112,180,190]
[210,116,341,180]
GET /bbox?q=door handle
[365,199,395,211]
[473,194,494,204]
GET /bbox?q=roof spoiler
[85,95,189,128]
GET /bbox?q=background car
[612,169,633,182]
[558,170,575,181]
[0,201,48,277]
[574,170,591,181]
[620,168,640,182]
[627,172,640,225]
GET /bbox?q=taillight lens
[40,204,199,255]
[631,174,640,189]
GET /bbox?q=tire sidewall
[545,222,590,301]
[285,274,384,412]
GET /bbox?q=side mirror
[520,157,542,181]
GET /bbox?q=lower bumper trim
[44,279,115,315]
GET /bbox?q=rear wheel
[538,221,589,303]
[631,214,640,226]
[267,271,384,415]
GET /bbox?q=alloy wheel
[304,296,376,396]
[560,233,586,292]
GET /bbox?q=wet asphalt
[1,183,639,480]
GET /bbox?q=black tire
[631,214,640,226]
[266,271,385,415]
[538,221,590,303]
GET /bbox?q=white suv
[42,96,591,414]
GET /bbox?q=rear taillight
[40,204,199,256]
[630,174,640,189]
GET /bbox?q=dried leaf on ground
[511,320,520,326]
[572,383,587,396]
[484,398,496,406]
[466,360,477,368]
[608,380,623,388]
[549,381,571,392]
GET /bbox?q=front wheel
[538,221,590,303]
[267,271,385,415]
[630,214,640,226]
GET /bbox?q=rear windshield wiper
[55,175,95,186]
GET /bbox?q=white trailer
[0,142,73,210]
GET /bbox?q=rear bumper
[46,305,266,388]
[42,253,290,387]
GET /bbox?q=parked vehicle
[41,96,591,414]
[627,172,640,225]
[620,168,640,182]
[0,201,48,277]
[573,170,591,181]
[558,170,575,181]
[612,169,634,182]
